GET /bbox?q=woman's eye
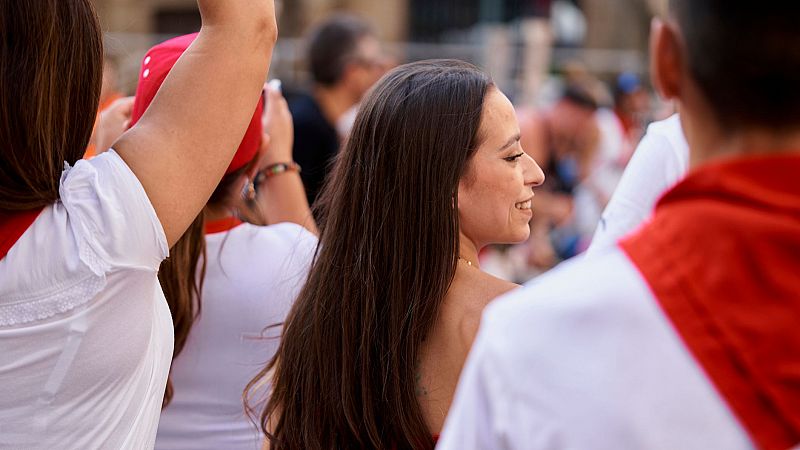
[504,153,524,162]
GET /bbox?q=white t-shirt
[587,115,689,254]
[155,222,317,450]
[438,248,754,450]
[0,151,173,449]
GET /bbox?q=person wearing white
[435,250,753,449]
[121,33,317,449]
[0,1,278,448]
[587,114,688,254]
[0,152,172,448]
[439,1,800,448]
[155,223,316,450]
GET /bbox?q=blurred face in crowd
[549,100,599,158]
[345,36,389,102]
[458,88,545,248]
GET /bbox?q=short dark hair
[672,0,800,131]
[562,84,599,111]
[308,14,374,87]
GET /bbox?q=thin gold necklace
[458,256,477,268]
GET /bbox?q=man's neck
[314,85,357,128]
[690,127,800,168]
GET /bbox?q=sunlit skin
[416,87,545,435]
[458,87,546,261]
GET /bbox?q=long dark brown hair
[247,60,493,449]
[0,0,103,211]
[159,165,252,407]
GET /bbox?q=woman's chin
[491,226,531,246]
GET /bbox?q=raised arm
[250,85,318,234]
[113,0,278,246]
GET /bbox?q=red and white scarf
[622,154,800,450]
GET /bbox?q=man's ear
[650,18,683,101]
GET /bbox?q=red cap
[129,33,264,175]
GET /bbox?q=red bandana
[0,208,43,260]
[204,216,243,235]
[622,154,800,450]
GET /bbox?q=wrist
[255,162,301,184]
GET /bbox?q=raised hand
[114,0,278,246]
[96,96,134,156]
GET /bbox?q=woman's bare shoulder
[447,269,520,348]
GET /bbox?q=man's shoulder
[483,247,651,339]
[476,247,673,384]
[457,247,754,449]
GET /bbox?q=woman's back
[417,265,517,434]
[0,152,172,449]
[156,222,316,450]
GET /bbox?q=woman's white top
[587,115,689,254]
[0,151,173,449]
[155,222,317,450]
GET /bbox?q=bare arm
[113,0,278,246]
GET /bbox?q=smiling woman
[459,89,544,249]
[246,59,545,450]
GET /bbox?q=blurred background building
[91,0,664,102]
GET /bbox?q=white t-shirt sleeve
[587,115,689,255]
[59,149,169,274]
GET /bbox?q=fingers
[260,132,272,152]
[113,96,135,115]
[262,81,290,130]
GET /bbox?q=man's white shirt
[438,248,753,449]
[588,115,689,254]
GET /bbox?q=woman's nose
[523,153,545,187]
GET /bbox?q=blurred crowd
[4,1,798,449]
[90,12,666,284]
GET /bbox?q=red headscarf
[129,33,264,175]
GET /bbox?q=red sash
[0,208,43,260]
[204,216,243,235]
[621,154,800,450]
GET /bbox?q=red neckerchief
[204,216,243,235]
[621,153,800,450]
[0,208,44,260]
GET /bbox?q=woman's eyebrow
[498,133,521,152]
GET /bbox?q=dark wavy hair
[246,59,494,450]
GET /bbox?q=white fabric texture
[587,115,689,254]
[438,248,754,450]
[0,150,173,449]
[155,222,317,450]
